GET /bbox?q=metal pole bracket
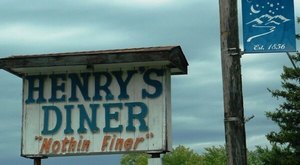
[226,48,243,56]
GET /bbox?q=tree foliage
[256,145,299,165]
[261,18,300,164]
[265,52,300,164]
[201,145,264,165]
[121,145,203,165]
[247,149,263,165]
[121,153,149,165]
[202,146,226,165]
[163,145,203,165]
[121,145,267,165]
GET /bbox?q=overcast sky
[0,0,299,164]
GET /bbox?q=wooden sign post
[33,158,41,165]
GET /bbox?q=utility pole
[219,0,247,165]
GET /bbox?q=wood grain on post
[219,0,247,165]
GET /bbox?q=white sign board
[21,65,172,157]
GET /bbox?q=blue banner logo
[242,0,296,53]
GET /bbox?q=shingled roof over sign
[0,46,188,77]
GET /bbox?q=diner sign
[22,66,171,157]
[0,46,188,158]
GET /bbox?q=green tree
[263,16,300,164]
[202,145,226,165]
[163,145,203,165]
[201,145,264,165]
[265,55,300,164]
[121,145,203,165]
[121,145,266,165]
[255,145,298,165]
[201,145,266,165]
[247,148,263,165]
[121,153,149,165]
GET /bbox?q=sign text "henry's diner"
[24,67,164,135]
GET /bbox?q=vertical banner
[242,0,296,53]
